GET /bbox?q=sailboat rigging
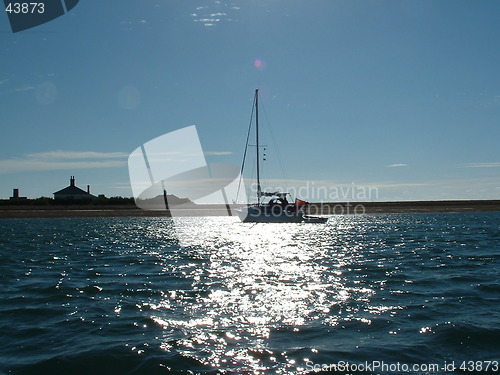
[235,89,328,223]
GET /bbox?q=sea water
[0,213,499,374]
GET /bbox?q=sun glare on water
[142,216,378,373]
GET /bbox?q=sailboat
[235,90,328,223]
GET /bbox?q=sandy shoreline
[306,200,500,215]
[0,200,499,218]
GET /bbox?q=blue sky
[0,0,499,201]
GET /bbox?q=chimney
[13,189,19,199]
[87,185,90,194]
[70,176,75,186]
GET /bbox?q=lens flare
[253,59,265,70]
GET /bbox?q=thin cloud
[0,150,127,174]
[252,177,500,201]
[37,73,56,78]
[458,162,500,168]
[26,150,129,160]
[387,164,408,168]
[261,178,429,189]
[15,85,35,92]
[120,19,150,30]
[0,160,126,174]
[108,181,135,190]
[204,151,232,156]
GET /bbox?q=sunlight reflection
[147,216,399,373]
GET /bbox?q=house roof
[54,185,94,196]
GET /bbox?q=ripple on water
[0,213,499,374]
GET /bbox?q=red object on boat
[295,199,308,206]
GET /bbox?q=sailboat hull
[235,205,327,223]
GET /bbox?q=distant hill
[135,194,193,210]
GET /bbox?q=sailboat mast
[255,89,261,202]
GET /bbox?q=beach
[1,200,499,218]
